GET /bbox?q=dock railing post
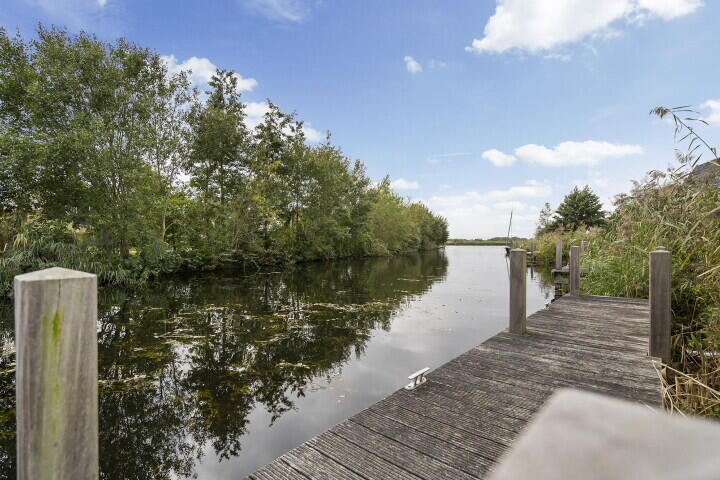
[569,246,580,296]
[555,240,563,270]
[649,247,671,363]
[15,268,98,480]
[509,249,527,334]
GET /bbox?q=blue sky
[2,0,719,237]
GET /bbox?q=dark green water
[0,246,552,479]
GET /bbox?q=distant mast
[505,209,513,256]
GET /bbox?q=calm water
[0,246,552,479]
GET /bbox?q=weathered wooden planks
[247,295,661,480]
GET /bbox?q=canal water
[0,246,552,479]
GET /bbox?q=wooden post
[15,268,98,480]
[650,247,671,363]
[569,246,580,296]
[555,240,563,270]
[509,249,527,334]
[580,240,588,255]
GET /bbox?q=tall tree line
[0,27,448,294]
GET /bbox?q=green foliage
[0,215,146,295]
[555,186,605,231]
[0,26,447,297]
[581,171,720,352]
[535,202,554,235]
[531,227,595,266]
[537,186,605,234]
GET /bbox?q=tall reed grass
[534,164,720,417]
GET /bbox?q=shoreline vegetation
[528,106,720,417]
[0,27,448,298]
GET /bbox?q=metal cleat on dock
[405,367,430,390]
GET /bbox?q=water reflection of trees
[0,250,447,479]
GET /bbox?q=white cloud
[636,0,703,20]
[404,56,423,75]
[484,180,553,201]
[493,200,530,211]
[592,177,610,188]
[466,0,702,54]
[423,184,548,237]
[161,55,258,92]
[391,178,420,190]
[302,125,324,142]
[241,0,313,22]
[428,59,447,68]
[97,0,106,5]
[701,99,720,125]
[245,101,270,130]
[427,180,551,205]
[512,140,643,167]
[482,149,517,167]
[544,53,572,62]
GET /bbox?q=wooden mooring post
[569,246,580,295]
[555,240,563,270]
[509,249,527,334]
[649,247,671,363]
[15,268,98,480]
[553,240,564,300]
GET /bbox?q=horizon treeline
[0,26,448,294]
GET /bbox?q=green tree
[144,58,196,244]
[249,101,293,257]
[535,202,556,235]
[0,25,449,297]
[0,27,173,258]
[555,186,605,230]
[366,178,417,254]
[187,70,248,207]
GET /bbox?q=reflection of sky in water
[0,246,552,480]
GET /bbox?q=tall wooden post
[15,268,98,480]
[555,240,563,270]
[569,246,580,296]
[580,240,588,255]
[509,249,527,334]
[649,247,671,363]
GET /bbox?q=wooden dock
[246,294,661,479]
